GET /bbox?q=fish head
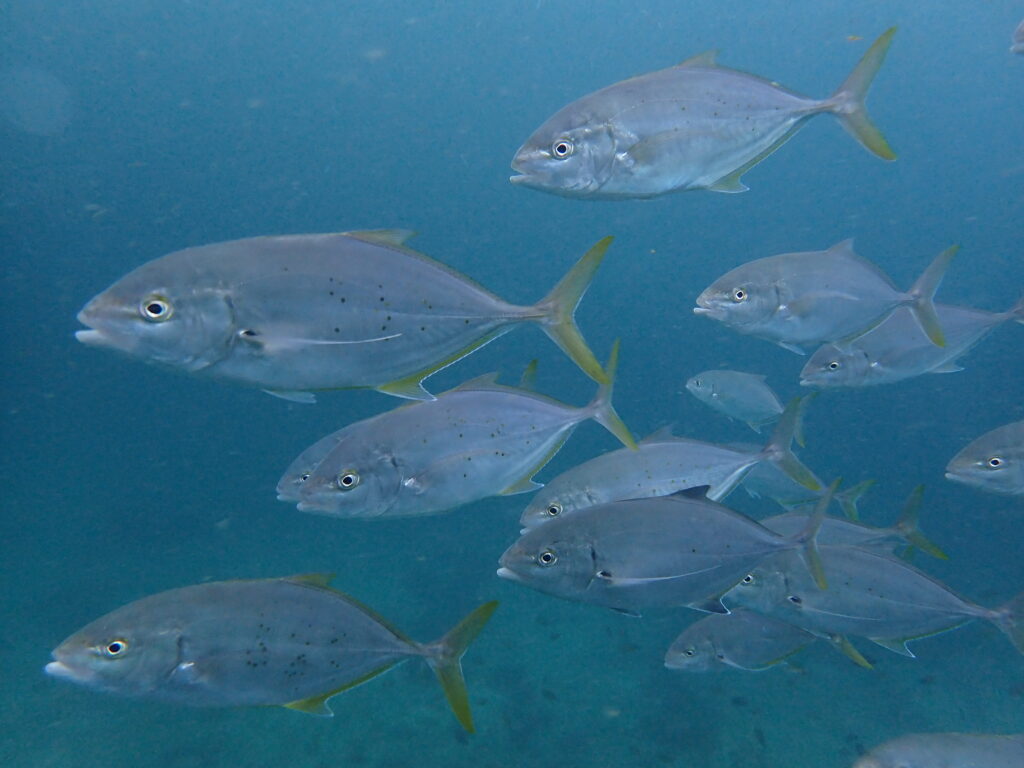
[684,374,716,402]
[510,113,616,198]
[297,443,403,517]
[945,444,1020,495]
[799,344,870,388]
[46,609,182,696]
[276,433,345,503]
[76,259,236,372]
[724,562,789,614]
[497,526,597,599]
[518,485,591,532]
[693,267,779,329]
[664,631,718,672]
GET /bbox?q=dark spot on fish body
[334,327,340,333]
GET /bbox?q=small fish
[664,608,814,672]
[498,484,830,616]
[1013,19,1024,54]
[510,29,896,199]
[945,421,1024,496]
[686,370,783,432]
[519,396,819,531]
[854,733,1024,768]
[291,346,634,518]
[76,231,613,402]
[800,298,1024,387]
[728,545,1024,661]
[694,241,955,352]
[45,574,497,732]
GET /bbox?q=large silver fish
[694,241,955,352]
[290,346,635,518]
[518,396,819,531]
[76,231,613,402]
[498,485,828,616]
[685,370,783,432]
[510,29,896,199]
[946,420,1024,496]
[854,733,1024,768]
[664,608,814,672]
[800,298,1024,388]
[727,545,1024,660]
[45,574,497,732]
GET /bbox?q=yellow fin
[283,663,397,716]
[344,229,417,247]
[678,50,718,67]
[284,573,336,589]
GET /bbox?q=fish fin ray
[828,27,897,160]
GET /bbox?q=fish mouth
[495,566,521,583]
[509,174,531,186]
[45,659,87,683]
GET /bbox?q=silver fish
[800,298,1024,388]
[946,420,1024,496]
[739,453,872,519]
[685,370,783,432]
[727,545,1024,661]
[694,240,955,352]
[519,396,819,531]
[292,346,635,518]
[76,231,613,402]
[664,608,814,672]
[854,733,1024,768]
[498,485,828,616]
[1013,19,1024,54]
[510,29,896,199]
[45,573,497,732]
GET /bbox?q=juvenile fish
[519,396,818,531]
[946,420,1024,496]
[685,370,783,432]
[510,29,896,199]
[694,241,955,352]
[45,574,497,732]
[664,608,814,672]
[291,346,635,518]
[800,298,1024,388]
[76,231,613,402]
[854,732,1024,768]
[498,485,829,616]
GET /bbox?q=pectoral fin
[263,389,317,404]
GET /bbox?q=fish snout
[495,566,521,583]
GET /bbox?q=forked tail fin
[584,340,637,450]
[828,27,897,160]
[760,396,822,492]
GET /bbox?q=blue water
[3,2,1022,766]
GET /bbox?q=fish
[291,345,635,518]
[853,732,1024,768]
[509,29,896,199]
[739,454,873,520]
[44,573,497,732]
[664,608,814,672]
[761,486,949,561]
[727,545,1024,662]
[75,230,614,403]
[518,396,819,531]
[498,484,830,616]
[1013,19,1024,54]
[945,420,1024,496]
[694,241,955,352]
[800,297,1024,388]
[276,428,351,502]
[685,370,783,432]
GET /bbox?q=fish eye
[682,648,696,657]
[337,470,360,490]
[732,288,747,302]
[827,361,840,371]
[139,295,173,322]
[298,473,310,482]
[741,574,755,585]
[987,456,1004,468]
[102,639,128,657]
[537,549,558,566]
[788,595,802,605]
[551,139,573,159]
[546,502,562,517]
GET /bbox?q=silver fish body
[44,574,496,731]
[685,370,782,432]
[664,608,813,672]
[854,732,1024,768]
[76,231,612,402]
[945,420,1024,496]
[800,299,1024,388]
[510,29,896,199]
[694,240,954,352]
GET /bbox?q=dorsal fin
[670,485,712,500]
[678,50,718,67]
[640,425,676,444]
[284,573,336,588]
[518,359,539,390]
[344,229,417,247]
[452,372,501,390]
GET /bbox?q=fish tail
[835,478,874,521]
[762,395,822,492]
[532,236,612,384]
[994,592,1024,655]
[785,478,838,591]
[894,485,949,560]
[828,27,897,161]
[423,601,498,733]
[907,244,958,347]
[1006,294,1024,324]
[584,340,637,450]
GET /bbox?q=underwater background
[2,1,1022,766]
